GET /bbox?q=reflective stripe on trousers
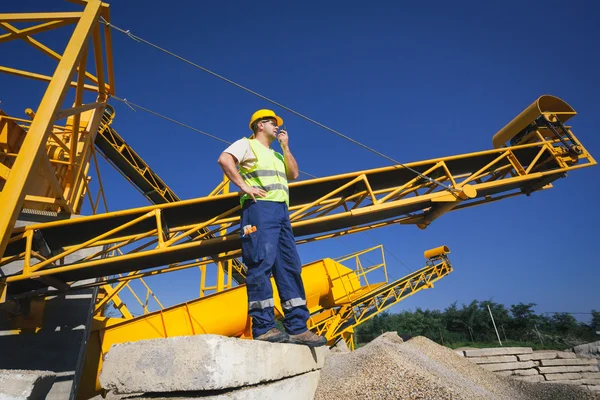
[241,200,310,337]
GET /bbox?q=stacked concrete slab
[455,347,600,393]
[99,334,329,400]
[0,369,55,400]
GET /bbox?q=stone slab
[128,371,320,400]
[540,358,598,367]
[495,370,513,377]
[469,355,517,364]
[480,361,535,372]
[582,372,600,379]
[538,365,598,374]
[555,351,577,359]
[547,379,586,385]
[583,378,600,385]
[513,369,539,376]
[0,369,55,400]
[464,347,532,357]
[514,375,544,383]
[544,372,583,381]
[100,334,329,394]
[517,352,557,361]
[573,341,600,358]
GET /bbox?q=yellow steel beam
[91,23,107,99]
[0,66,100,91]
[0,163,10,181]
[102,19,115,95]
[0,22,101,87]
[0,0,103,258]
[96,284,133,319]
[0,20,75,43]
[56,101,104,120]
[70,45,88,168]
[0,13,82,22]
[23,195,68,207]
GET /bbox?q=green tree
[480,300,511,342]
[591,310,600,332]
[457,300,480,342]
[510,302,537,341]
[548,312,578,336]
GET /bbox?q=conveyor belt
[2,97,596,296]
[336,257,452,335]
[94,106,179,205]
[5,146,552,255]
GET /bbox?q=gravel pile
[315,332,598,400]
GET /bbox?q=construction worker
[217,109,327,347]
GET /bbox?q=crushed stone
[314,332,598,400]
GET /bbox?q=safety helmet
[249,109,284,131]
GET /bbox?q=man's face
[259,118,279,139]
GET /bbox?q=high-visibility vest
[239,138,289,206]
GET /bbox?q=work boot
[288,330,327,347]
[254,328,290,343]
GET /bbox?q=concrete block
[100,334,329,394]
[517,352,557,361]
[469,355,517,364]
[547,379,586,385]
[538,366,570,374]
[538,365,599,374]
[581,372,600,379]
[540,358,597,367]
[555,351,577,359]
[480,361,535,372]
[129,371,321,400]
[514,375,544,383]
[544,372,583,381]
[582,378,600,385]
[463,347,532,357]
[573,340,600,359]
[0,369,55,400]
[513,369,539,376]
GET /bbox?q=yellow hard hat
[249,109,284,131]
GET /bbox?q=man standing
[217,109,326,347]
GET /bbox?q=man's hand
[278,129,289,150]
[241,183,267,202]
[278,129,299,181]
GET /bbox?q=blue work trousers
[241,200,310,337]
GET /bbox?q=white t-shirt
[222,138,259,170]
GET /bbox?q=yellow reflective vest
[239,138,289,206]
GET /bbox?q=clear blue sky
[2,1,599,324]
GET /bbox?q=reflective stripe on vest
[239,138,289,206]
